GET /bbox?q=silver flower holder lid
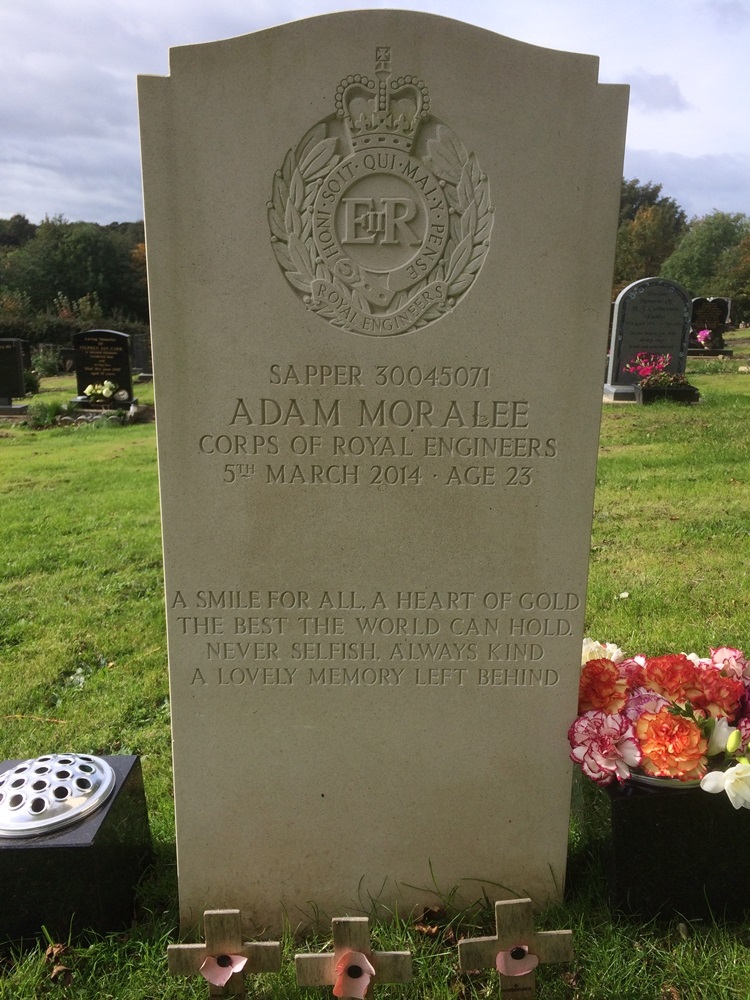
[0,754,116,838]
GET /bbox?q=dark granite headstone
[72,329,135,407]
[0,755,152,941]
[690,296,732,354]
[0,338,27,412]
[604,278,692,401]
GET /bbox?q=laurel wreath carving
[268,122,493,332]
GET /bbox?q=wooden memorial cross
[167,908,281,998]
[295,916,412,998]
[458,899,573,999]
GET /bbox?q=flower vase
[606,779,750,918]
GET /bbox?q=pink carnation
[568,710,642,786]
[710,647,748,680]
[622,686,671,721]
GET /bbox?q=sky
[1,0,748,225]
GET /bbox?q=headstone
[0,755,152,940]
[0,338,27,413]
[603,277,692,401]
[138,11,628,934]
[72,329,135,406]
[690,296,732,354]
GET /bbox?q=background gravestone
[72,329,135,405]
[604,277,692,401]
[139,11,628,935]
[690,296,732,354]
[0,338,27,412]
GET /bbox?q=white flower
[581,638,625,665]
[706,717,736,756]
[102,386,113,398]
[701,761,750,809]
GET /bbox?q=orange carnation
[643,654,701,704]
[691,667,744,719]
[578,658,628,713]
[635,708,708,780]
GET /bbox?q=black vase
[606,780,750,918]
[634,385,700,405]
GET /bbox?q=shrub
[31,345,62,376]
[24,368,40,395]
[24,400,78,429]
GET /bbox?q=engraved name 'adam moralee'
[228,396,530,428]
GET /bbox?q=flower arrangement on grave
[696,328,712,347]
[622,352,694,389]
[83,380,117,402]
[568,639,750,808]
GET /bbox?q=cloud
[624,148,749,219]
[704,0,750,27]
[623,70,690,113]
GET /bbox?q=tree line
[614,179,750,319]
[1,182,749,347]
[0,215,148,348]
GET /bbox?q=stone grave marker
[0,338,27,413]
[72,329,135,406]
[604,277,692,400]
[458,898,573,999]
[691,296,732,354]
[167,908,281,998]
[138,11,628,935]
[295,916,411,996]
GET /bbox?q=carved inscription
[269,47,492,336]
[197,362,559,489]
[170,588,580,690]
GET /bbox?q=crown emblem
[335,46,430,152]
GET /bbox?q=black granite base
[607,781,750,919]
[634,385,700,405]
[0,756,152,941]
[687,349,733,357]
[71,396,138,409]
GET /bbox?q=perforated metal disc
[0,754,116,838]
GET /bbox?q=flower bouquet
[83,380,117,402]
[568,639,750,808]
[622,351,694,389]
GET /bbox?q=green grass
[2,375,750,997]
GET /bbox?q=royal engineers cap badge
[268,47,493,337]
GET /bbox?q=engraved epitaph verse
[169,586,581,690]
[268,47,493,336]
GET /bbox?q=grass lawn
[2,370,750,997]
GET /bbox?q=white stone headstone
[139,11,627,935]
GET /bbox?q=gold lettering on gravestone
[268,47,493,336]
